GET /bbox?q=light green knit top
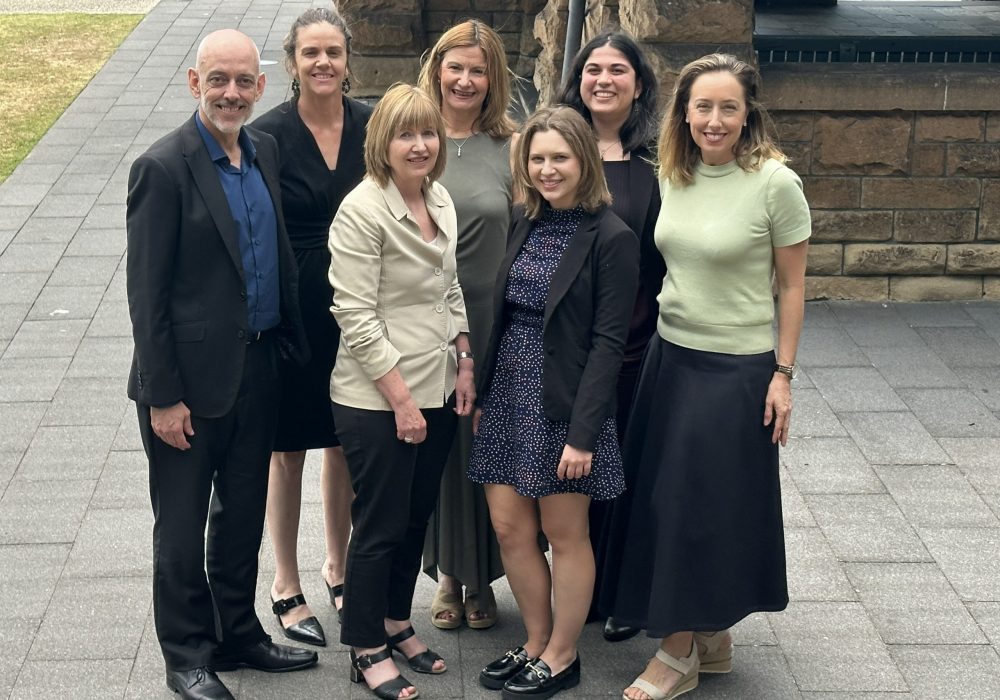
[655,158,811,355]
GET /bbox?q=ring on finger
[403,436,414,443]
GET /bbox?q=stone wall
[764,63,1000,301]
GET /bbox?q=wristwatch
[457,351,474,362]
[774,363,798,380]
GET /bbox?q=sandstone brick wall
[775,111,1000,301]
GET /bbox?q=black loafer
[501,656,580,700]
[165,667,234,700]
[272,594,327,647]
[479,646,530,690]
[603,617,640,642]
[211,638,318,673]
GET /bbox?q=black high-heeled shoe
[350,647,419,700]
[326,580,344,623]
[387,625,446,675]
[271,594,326,647]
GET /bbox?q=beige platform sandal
[622,642,699,700]
[694,630,733,674]
[429,588,462,630]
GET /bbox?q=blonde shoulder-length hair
[658,53,785,187]
[514,105,611,220]
[364,83,448,188]
[417,19,516,139]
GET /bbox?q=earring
[291,77,300,97]
[342,76,351,94]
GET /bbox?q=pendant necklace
[449,133,474,157]
[599,139,621,159]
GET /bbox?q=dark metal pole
[561,0,585,86]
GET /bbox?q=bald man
[126,29,315,699]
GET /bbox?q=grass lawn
[0,13,141,182]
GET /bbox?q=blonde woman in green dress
[418,19,517,631]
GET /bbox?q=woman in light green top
[599,53,811,700]
[417,19,517,632]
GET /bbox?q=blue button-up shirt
[195,113,281,333]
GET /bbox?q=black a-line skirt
[598,336,788,637]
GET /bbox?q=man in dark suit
[126,29,316,700]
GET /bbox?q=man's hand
[151,401,194,450]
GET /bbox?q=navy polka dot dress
[468,206,625,500]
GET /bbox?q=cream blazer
[328,177,469,410]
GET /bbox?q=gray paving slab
[806,494,932,563]
[839,412,951,465]
[4,319,89,360]
[789,388,848,437]
[780,465,817,527]
[784,527,856,602]
[11,216,84,245]
[17,424,116,480]
[810,367,908,413]
[875,465,998,528]
[64,336,133,378]
[47,255,121,286]
[42,376,132,426]
[27,285,106,321]
[769,602,907,692]
[953,367,1000,412]
[0,356,72,402]
[896,303,980,328]
[65,227,127,258]
[9,659,134,700]
[862,345,965,389]
[0,272,48,307]
[890,645,1000,700]
[797,327,872,367]
[0,544,70,620]
[0,477,95,545]
[966,602,1000,647]
[917,528,1000,602]
[0,618,40,699]
[918,327,1000,369]
[0,242,66,274]
[65,507,152,577]
[782,437,884,494]
[897,388,1000,439]
[845,563,986,645]
[92,450,148,509]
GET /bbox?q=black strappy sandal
[386,626,446,675]
[326,580,344,623]
[350,647,419,700]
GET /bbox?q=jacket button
[439,342,448,351]
[433,267,442,276]
[237,330,246,339]
[435,304,444,313]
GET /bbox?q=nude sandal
[695,630,732,674]
[429,587,462,630]
[622,643,699,700]
[464,586,497,630]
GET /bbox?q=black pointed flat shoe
[271,594,326,646]
[327,581,344,623]
[479,646,530,690]
[603,617,640,643]
[387,625,446,674]
[501,656,580,700]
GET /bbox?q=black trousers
[333,398,457,648]
[137,337,278,670]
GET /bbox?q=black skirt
[599,336,788,637]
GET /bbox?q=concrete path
[1,1,1000,698]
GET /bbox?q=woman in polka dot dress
[468,106,639,700]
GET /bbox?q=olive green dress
[422,133,512,593]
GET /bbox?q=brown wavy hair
[658,53,785,186]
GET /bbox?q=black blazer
[125,115,307,417]
[478,205,640,452]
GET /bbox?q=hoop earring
[291,78,300,97]
[342,76,351,94]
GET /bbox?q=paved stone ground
[2,0,1000,698]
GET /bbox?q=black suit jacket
[125,114,307,418]
[479,205,640,452]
